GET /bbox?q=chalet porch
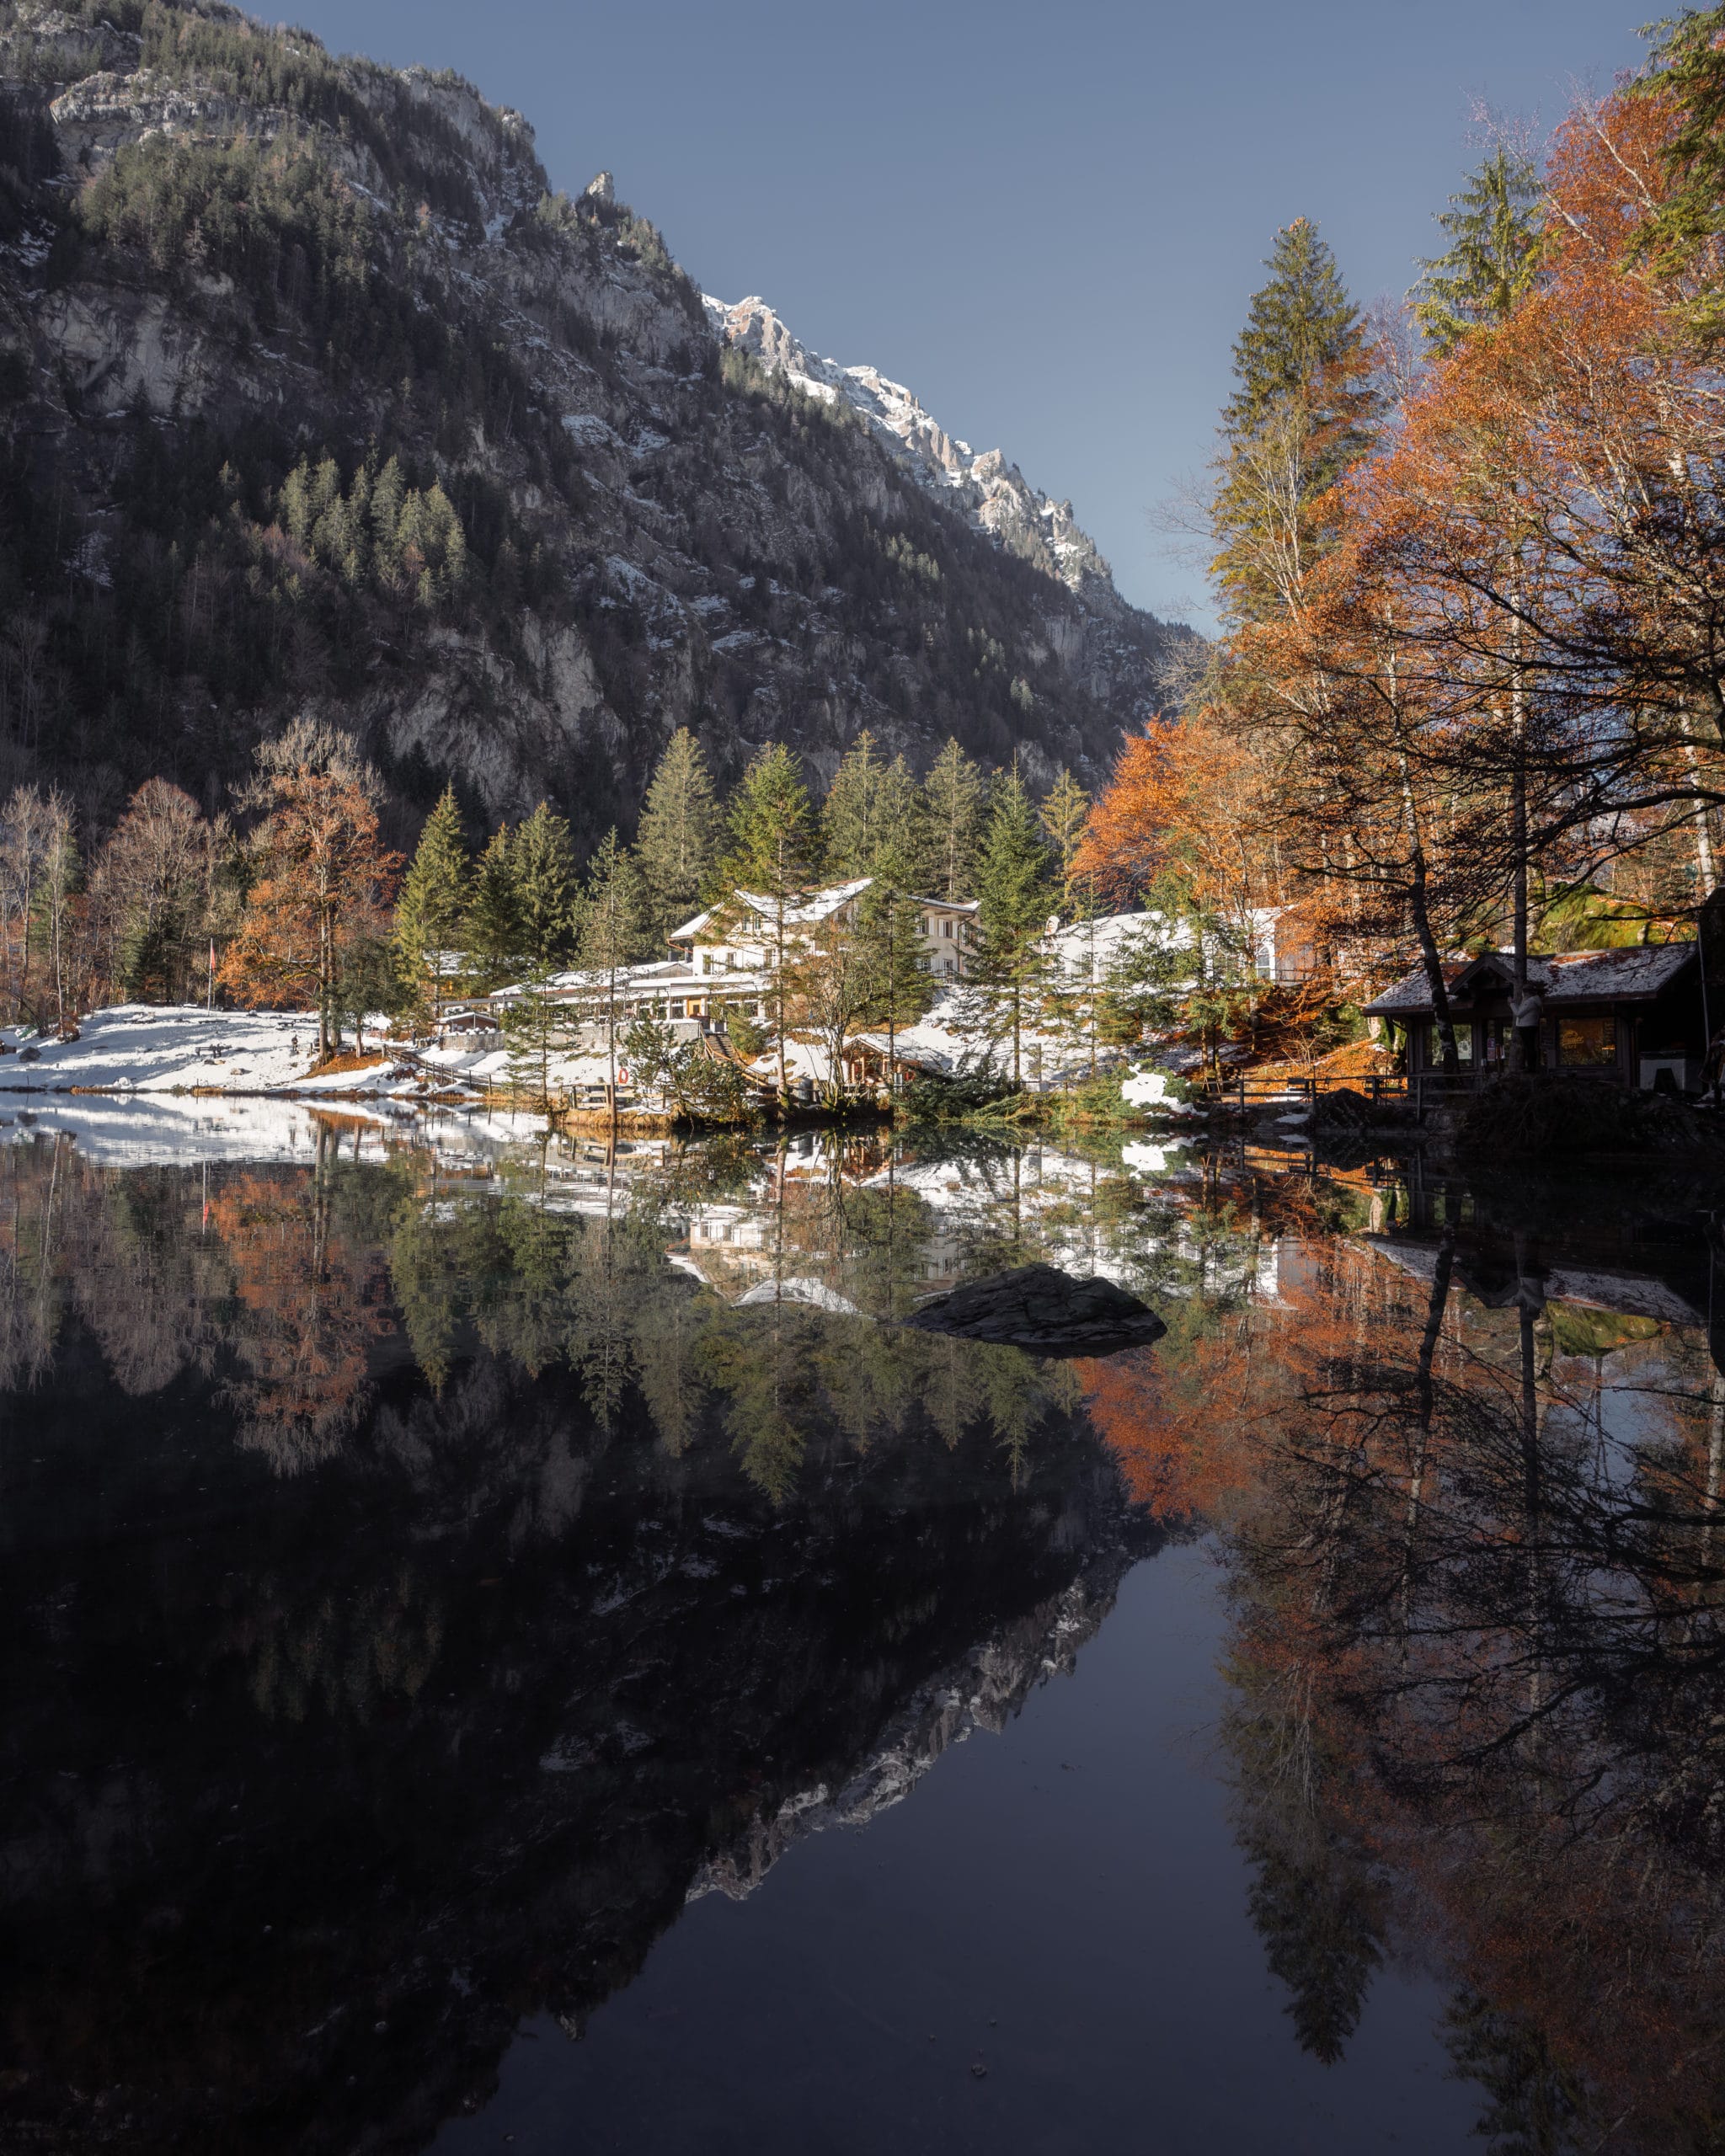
[1363,947,1707,1094]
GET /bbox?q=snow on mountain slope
[704,295,1120,609]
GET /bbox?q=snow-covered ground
[0,1005,527,1100]
[0,1004,660,1109]
[2,1006,323,1093]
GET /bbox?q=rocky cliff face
[688,1557,1134,1906]
[0,0,1192,850]
[706,294,1128,611]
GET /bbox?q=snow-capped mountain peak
[703,294,1119,606]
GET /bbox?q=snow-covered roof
[671,879,873,942]
[478,958,767,1003]
[671,878,978,944]
[1363,944,1697,1015]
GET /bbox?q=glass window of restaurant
[1557,1012,1616,1066]
[1424,1019,1473,1063]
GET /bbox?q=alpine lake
[4,1097,1722,2155]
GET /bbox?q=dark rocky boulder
[904,1263,1166,1357]
[1315,1086,1373,1130]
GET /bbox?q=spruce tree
[393,785,471,1020]
[1039,769,1091,903]
[822,730,918,878]
[1223,218,1367,440]
[1212,220,1379,624]
[1414,148,1543,355]
[1039,769,1100,1079]
[715,744,820,1105]
[579,828,651,1109]
[1632,6,1725,341]
[512,802,583,969]
[918,738,985,899]
[502,965,578,1112]
[857,840,935,1091]
[633,727,720,942]
[463,825,525,987]
[969,771,1056,1088]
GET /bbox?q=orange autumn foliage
[210,1170,394,1471]
[1074,708,1284,928]
[219,720,399,1050]
[1076,1326,1268,1523]
[1311,85,1725,908]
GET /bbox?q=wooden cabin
[1363,946,1706,1090]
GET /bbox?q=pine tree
[1039,769,1102,1081]
[512,802,583,969]
[502,965,579,1112]
[718,743,820,892]
[392,784,471,1021]
[633,727,720,942]
[918,738,985,899]
[715,744,820,1106]
[1223,218,1368,440]
[334,931,404,1054]
[579,828,650,1111]
[857,841,935,1091]
[822,730,919,878]
[1039,769,1091,904]
[1414,148,1543,355]
[1212,219,1380,625]
[463,824,525,986]
[969,770,1056,1089]
[1632,6,1725,341]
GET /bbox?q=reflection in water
[1192,1179,1725,2151]
[0,1120,1157,2152]
[5,1117,1725,2150]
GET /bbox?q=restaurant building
[1362,946,1707,1090]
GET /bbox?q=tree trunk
[1510,657,1534,1073]
[1402,1223,1455,1638]
[1402,762,1460,1074]
[1685,732,1719,897]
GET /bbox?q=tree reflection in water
[1212,1183,1725,2152]
[0,1123,1154,2153]
[6,1120,1725,2152]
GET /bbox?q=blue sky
[291,0,1644,627]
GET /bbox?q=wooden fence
[1198,1071,1408,1113]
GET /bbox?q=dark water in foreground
[3,1108,1723,2153]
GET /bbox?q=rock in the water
[904,1263,1165,1357]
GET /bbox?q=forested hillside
[0,0,1189,855]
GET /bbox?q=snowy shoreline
[0,1003,503,1102]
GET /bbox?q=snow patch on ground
[1,1006,320,1094]
[0,1005,518,1102]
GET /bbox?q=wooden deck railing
[1196,1071,1408,1111]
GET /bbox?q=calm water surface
[3,1105,1721,2153]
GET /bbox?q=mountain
[705,295,1126,608]
[0,0,1194,852]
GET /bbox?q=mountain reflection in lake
[3,1116,1724,2153]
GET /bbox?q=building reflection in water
[3,1113,1725,2151]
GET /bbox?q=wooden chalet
[1363,946,1707,1090]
